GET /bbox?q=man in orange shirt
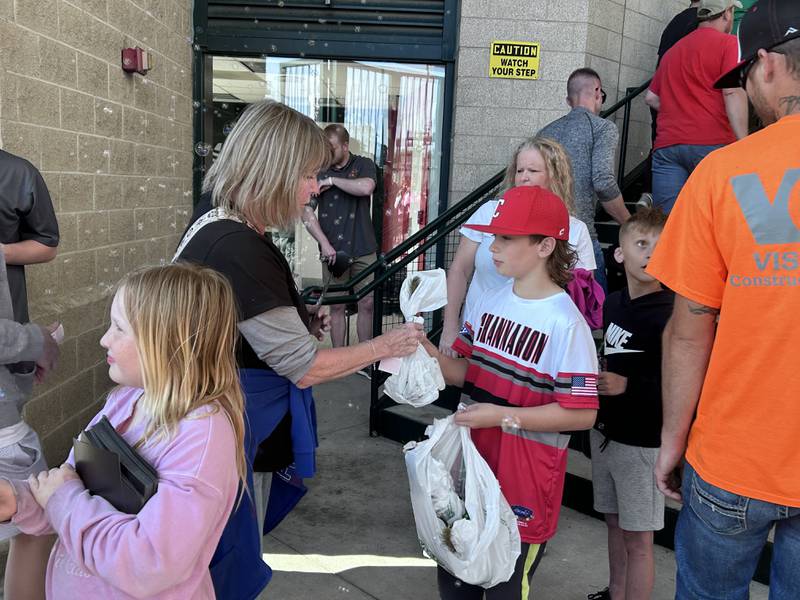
[647,1,800,597]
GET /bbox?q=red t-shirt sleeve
[451,321,475,358]
[554,322,599,410]
[650,63,663,96]
[720,35,740,80]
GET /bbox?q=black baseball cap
[715,0,800,89]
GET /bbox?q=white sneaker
[636,193,653,209]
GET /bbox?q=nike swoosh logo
[604,347,644,355]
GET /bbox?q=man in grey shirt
[539,68,630,291]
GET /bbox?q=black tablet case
[73,416,158,514]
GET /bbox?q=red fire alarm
[121,47,152,75]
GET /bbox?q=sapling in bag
[383,269,447,407]
[404,413,521,588]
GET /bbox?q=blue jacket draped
[210,369,317,600]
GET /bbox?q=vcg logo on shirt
[729,169,800,288]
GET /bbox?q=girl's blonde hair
[503,136,577,216]
[119,264,246,489]
[203,100,331,230]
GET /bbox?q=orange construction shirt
[648,113,800,507]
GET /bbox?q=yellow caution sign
[489,40,540,80]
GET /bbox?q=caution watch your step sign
[489,40,540,80]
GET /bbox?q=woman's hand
[29,465,80,509]
[309,306,331,341]
[0,479,17,522]
[453,403,502,429]
[374,322,425,358]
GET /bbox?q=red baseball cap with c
[465,186,570,240]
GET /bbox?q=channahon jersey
[453,282,598,543]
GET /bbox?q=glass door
[207,56,446,284]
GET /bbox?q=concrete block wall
[450,0,691,204]
[0,0,194,464]
[450,0,591,200]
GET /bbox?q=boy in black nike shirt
[588,208,673,600]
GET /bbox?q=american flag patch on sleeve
[571,375,597,397]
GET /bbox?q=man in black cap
[646,1,800,597]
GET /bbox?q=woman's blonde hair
[118,264,247,490]
[503,136,576,216]
[203,100,331,230]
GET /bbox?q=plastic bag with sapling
[404,412,521,588]
[428,456,465,526]
[381,269,447,407]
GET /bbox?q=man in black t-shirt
[303,124,378,349]
[657,1,701,65]
[0,150,59,324]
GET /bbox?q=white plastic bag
[404,414,521,588]
[383,269,448,407]
[428,457,465,526]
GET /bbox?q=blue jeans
[675,462,800,600]
[651,144,724,214]
[591,238,607,293]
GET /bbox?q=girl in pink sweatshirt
[0,263,247,599]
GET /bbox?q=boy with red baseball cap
[423,186,599,599]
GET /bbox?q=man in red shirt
[645,0,748,213]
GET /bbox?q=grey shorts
[590,429,664,532]
[0,425,48,541]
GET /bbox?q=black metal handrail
[601,79,651,119]
[301,79,653,306]
[613,79,652,188]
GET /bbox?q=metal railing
[610,80,652,188]
[300,80,653,435]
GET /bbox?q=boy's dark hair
[619,207,667,243]
[531,235,577,288]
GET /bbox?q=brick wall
[450,0,690,204]
[0,0,194,464]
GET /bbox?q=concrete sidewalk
[260,375,768,600]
